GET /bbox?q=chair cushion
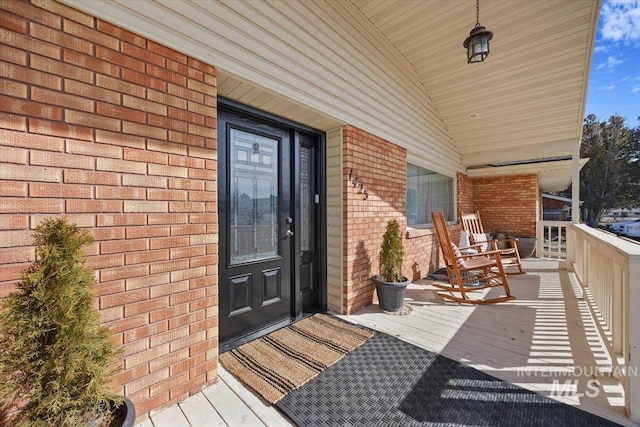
[470,232,489,252]
[450,243,467,269]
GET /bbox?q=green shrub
[0,217,121,426]
[379,219,404,282]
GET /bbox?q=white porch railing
[560,223,640,422]
[536,220,568,259]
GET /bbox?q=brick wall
[471,174,538,237]
[342,126,405,313]
[404,226,447,283]
[342,126,448,313]
[457,172,473,217]
[0,0,218,420]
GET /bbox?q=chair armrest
[459,243,484,251]
[464,241,499,252]
[457,249,502,259]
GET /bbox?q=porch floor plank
[218,366,296,427]
[179,392,226,426]
[139,259,638,427]
[149,405,190,427]
[200,369,267,426]
[135,419,154,427]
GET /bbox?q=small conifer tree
[0,217,121,426]
[379,219,404,282]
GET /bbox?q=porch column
[565,147,581,270]
[571,147,580,223]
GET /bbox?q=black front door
[218,101,326,351]
[218,110,294,348]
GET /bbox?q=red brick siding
[0,1,218,421]
[471,174,538,237]
[342,126,405,313]
[342,126,451,313]
[457,172,473,218]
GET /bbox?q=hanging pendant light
[463,0,493,63]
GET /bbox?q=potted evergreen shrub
[372,218,410,312]
[0,217,135,427]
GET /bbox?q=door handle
[285,230,294,238]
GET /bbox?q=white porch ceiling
[350,0,599,169]
[62,0,599,187]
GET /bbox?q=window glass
[229,128,279,264]
[300,145,312,252]
[407,163,454,226]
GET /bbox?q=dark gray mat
[427,267,449,282]
[276,330,623,426]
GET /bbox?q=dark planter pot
[89,396,136,427]
[372,275,410,312]
[514,237,537,258]
[119,396,136,427]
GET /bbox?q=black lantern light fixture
[463,0,493,63]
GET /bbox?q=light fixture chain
[476,0,480,26]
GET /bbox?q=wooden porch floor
[138,259,638,427]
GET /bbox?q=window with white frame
[407,163,455,226]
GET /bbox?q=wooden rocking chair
[459,210,524,275]
[431,210,515,304]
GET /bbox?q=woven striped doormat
[220,313,374,404]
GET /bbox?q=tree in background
[628,121,640,196]
[576,114,640,227]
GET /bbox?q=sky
[585,0,640,126]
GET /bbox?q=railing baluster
[546,220,640,421]
[536,220,568,259]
